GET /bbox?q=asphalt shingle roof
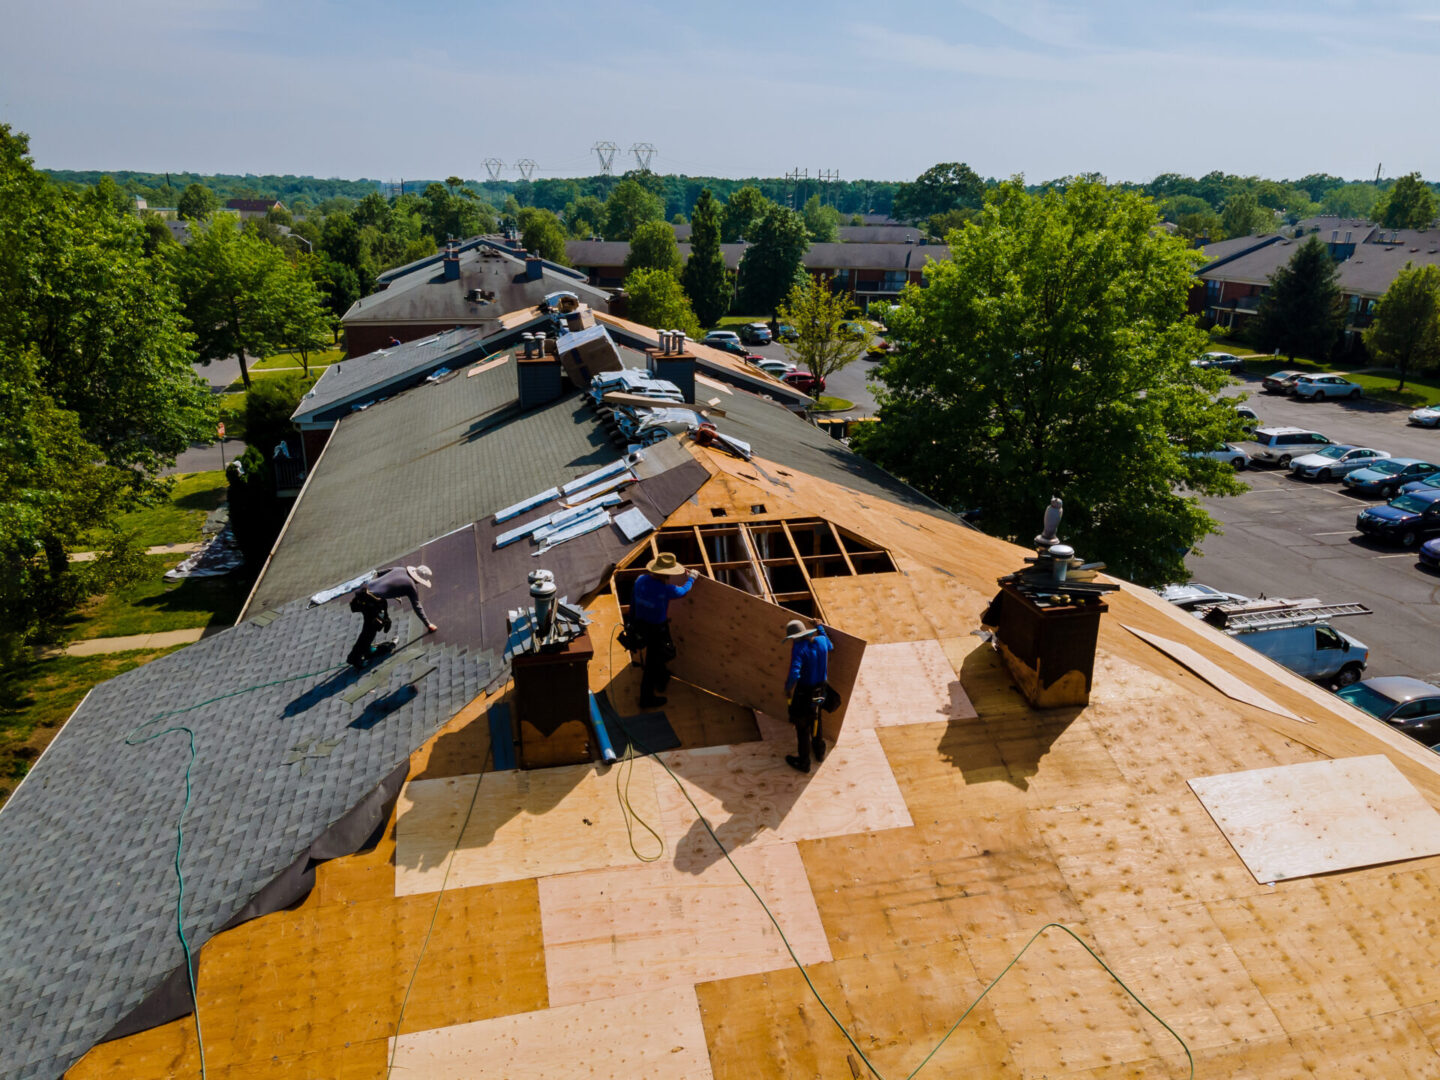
[0,600,496,1080]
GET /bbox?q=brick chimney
[442,242,461,282]
[524,256,544,282]
[646,329,696,403]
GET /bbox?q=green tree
[681,189,733,327]
[1220,192,1270,238]
[602,179,665,241]
[1255,235,1343,362]
[1375,173,1436,229]
[177,216,327,389]
[624,220,680,276]
[177,182,218,220]
[564,195,606,238]
[0,125,213,481]
[738,205,810,318]
[720,185,772,243]
[854,179,1245,586]
[925,208,974,239]
[517,206,570,264]
[1321,183,1379,219]
[892,162,985,224]
[623,268,702,339]
[802,194,841,243]
[776,275,867,392]
[279,259,333,374]
[0,346,145,662]
[1363,262,1440,390]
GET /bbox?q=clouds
[2,0,1438,182]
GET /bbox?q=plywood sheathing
[1189,755,1440,884]
[538,842,830,1007]
[390,985,714,1079]
[1123,623,1304,722]
[844,639,978,740]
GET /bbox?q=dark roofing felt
[0,600,497,1080]
[251,360,620,611]
[342,246,610,327]
[291,326,497,424]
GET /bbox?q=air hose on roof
[124,663,348,1080]
[602,627,1193,1079]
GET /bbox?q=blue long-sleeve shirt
[631,572,694,624]
[786,626,833,692]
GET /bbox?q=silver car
[1410,407,1440,428]
[1293,373,1363,401]
[1289,444,1390,481]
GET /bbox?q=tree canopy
[854,179,1246,586]
[738,205,810,317]
[1375,172,1437,230]
[681,189,732,328]
[623,268,702,339]
[602,179,665,241]
[1254,235,1343,362]
[1219,192,1271,238]
[893,162,985,224]
[177,182,218,220]
[624,219,681,276]
[776,275,868,390]
[719,185,772,243]
[1364,262,1440,390]
[802,194,841,243]
[517,206,569,264]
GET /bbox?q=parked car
[1238,621,1369,687]
[1194,351,1245,371]
[756,358,796,378]
[1343,457,1440,498]
[1289,445,1390,481]
[782,371,826,395]
[1242,426,1332,467]
[1398,471,1440,495]
[1155,583,1251,612]
[709,339,762,361]
[1355,488,1440,547]
[838,321,868,341]
[703,330,741,346]
[1235,404,1260,424]
[774,323,799,342]
[1419,537,1440,570]
[1292,373,1363,401]
[1262,370,1308,393]
[1408,406,1440,428]
[1187,442,1250,469]
[1336,677,1440,745]
[737,322,772,346]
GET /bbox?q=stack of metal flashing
[492,456,644,555]
[996,498,1118,606]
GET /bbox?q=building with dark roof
[14,303,1440,1080]
[225,197,286,220]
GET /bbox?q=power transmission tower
[784,167,809,209]
[483,158,505,182]
[630,142,656,171]
[592,141,618,175]
[514,158,537,181]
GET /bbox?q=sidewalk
[53,628,207,658]
[69,542,201,563]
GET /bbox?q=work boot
[785,754,810,774]
[812,738,826,763]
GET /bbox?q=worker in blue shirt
[783,619,833,773]
[628,552,697,708]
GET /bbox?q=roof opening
[750,504,767,514]
[710,507,728,518]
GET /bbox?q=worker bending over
[783,619,833,774]
[345,565,437,670]
[628,553,696,708]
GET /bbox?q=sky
[4,0,1440,185]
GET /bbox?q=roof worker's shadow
[282,667,359,717]
[941,641,1081,791]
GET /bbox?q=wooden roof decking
[69,444,1440,1079]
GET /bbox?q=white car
[1193,351,1245,372]
[1289,445,1390,481]
[756,359,796,378]
[702,330,741,346]
[1410,407,1440,428]
[1292,373,1362,400]
[1156,583,1251,612]
[1188,442,1250,469]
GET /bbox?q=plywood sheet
[1122,623,1305,723]
[844,639,976,740]
[394,760,665,894]
[667,575,866,744]
[1189,755,1440,883]
[389,986,713,1080]
[655,727,912,864]
[810,572,936,643]
[537,842,831,1007]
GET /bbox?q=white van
[1235,623,1368,687]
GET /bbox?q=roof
[1197,232,1282,269]
[343,243,610,328]
[291,326,498,425]
[224,198,282,212]
[250,359,619,612]
[1197,238,1310,286]
[564,240,947,273]
[1337,242,1440,297]
[372,235,489,286]
[667,223,923,244]
[0,597,498,1080]
[1293,216,1375,240]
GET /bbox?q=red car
[782,371,826,395]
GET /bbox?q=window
[614,517,898,620]
[1315,626,1345,651]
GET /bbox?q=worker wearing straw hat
[783,618,833,774]
[628,553,697,708]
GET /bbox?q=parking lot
[1196,375,1440,680]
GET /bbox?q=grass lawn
[812,396,856,412]
[713,314,769,330]
[0,647,183,805]
[99,471,228,548]
[70,554,254,639]
[252,346,345,372]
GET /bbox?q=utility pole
[1376,163,1383,182]
[785,167,808,209]
[816,168,840,206]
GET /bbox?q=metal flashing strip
[496,493,624,549]
[612,507,655,541]
[535,510,610,554]
[561,471,636,506]
[494,487,562,524]
[560,457,633,495]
